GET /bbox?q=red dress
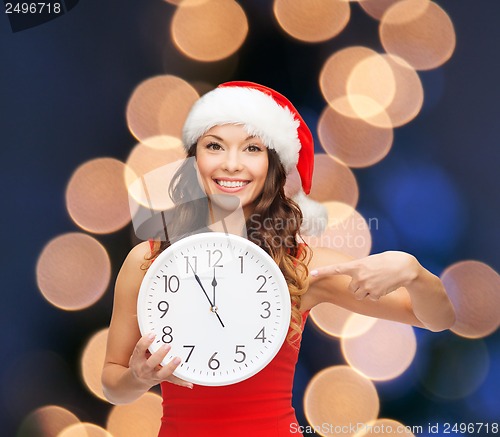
[158,312,308,437]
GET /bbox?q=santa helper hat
[182,81,327,236]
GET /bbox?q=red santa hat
[182,81,327,236]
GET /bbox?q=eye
[206,142,223,151]
[246,144,264,153]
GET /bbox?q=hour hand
[211,268,217,307]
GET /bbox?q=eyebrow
[204,134,256,141]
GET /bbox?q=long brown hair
[143,141,310,345]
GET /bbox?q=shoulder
[114,241,151,297]
[123,241,152,268]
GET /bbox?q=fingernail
[310,270,318,277]
[147,333,156,340]
[187,384,193,389]
[173,356,181,365]
[162,344,172,352]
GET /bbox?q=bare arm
[304,247,455,332]
[101,242,191,405]
[400,258,456,331]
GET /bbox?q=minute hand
[193,272,225,328]
[193,273,213,306]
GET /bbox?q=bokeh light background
[1,1,499,436]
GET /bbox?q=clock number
[162,326,173,343]
[254,327,267,343]
[260,301,271,319]
[256,275,267,293]
[157,301,169,318]
[234,345,246,363]
[208,352,220,370]
[163,275,180,293]
[184,256,197,274]
[206,249,223,267]
[183,345,195,362]
[238,256,244,273]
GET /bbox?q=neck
[207,196,249,238]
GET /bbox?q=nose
[222,149,243,173]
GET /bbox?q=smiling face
[195,124,269,218]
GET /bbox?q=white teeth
[216,180,248,188]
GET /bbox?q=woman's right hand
[129,333,194,389]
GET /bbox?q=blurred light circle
[125,137,185,185]
[171,0,248,62]
[141,135,186,152]
[322,51,423,129]
[355,419,415,437]
[318,105,393,167]
[125,137,186,210]
[359,0,404,20]
[59,423,112,437]
[310,302,377,339]
[304,365,379,437]
[302,201,371,259]
[36,233,110,310]
[376,54,423,127]
[347,52,396,114]
[107,392,163,437]
[81,329,108,401]
[320,46,377,110]
[126,154,187,211]
[333,95,392,128]
[380,0,456,70]
[17,405,80,437]
[417,335,490,400]
[441,261,500,338]
[309,154,359,207]
[127,156,206,241]
[66,158,131,234]
[126,75,199,143]
[273,0,350,43]
[341,55,423,128]
[342,319,416,381]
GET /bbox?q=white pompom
[292,190,328,236]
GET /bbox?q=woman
[102,81,456,436]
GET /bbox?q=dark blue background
[1,1,498,435]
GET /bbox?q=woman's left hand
[310,251,420,302]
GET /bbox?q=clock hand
[211,268,217,307]
[193,273,214,307]
[210,270,225,328]
[189,265,225,328]
[213,309,225,328]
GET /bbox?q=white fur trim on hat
[292,190,328,236]
[182,87,301,173]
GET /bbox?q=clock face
[137,232,291,386]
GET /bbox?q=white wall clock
[137,232,291,386]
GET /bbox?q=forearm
[102,363,152,405]
[404,260,456,332]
